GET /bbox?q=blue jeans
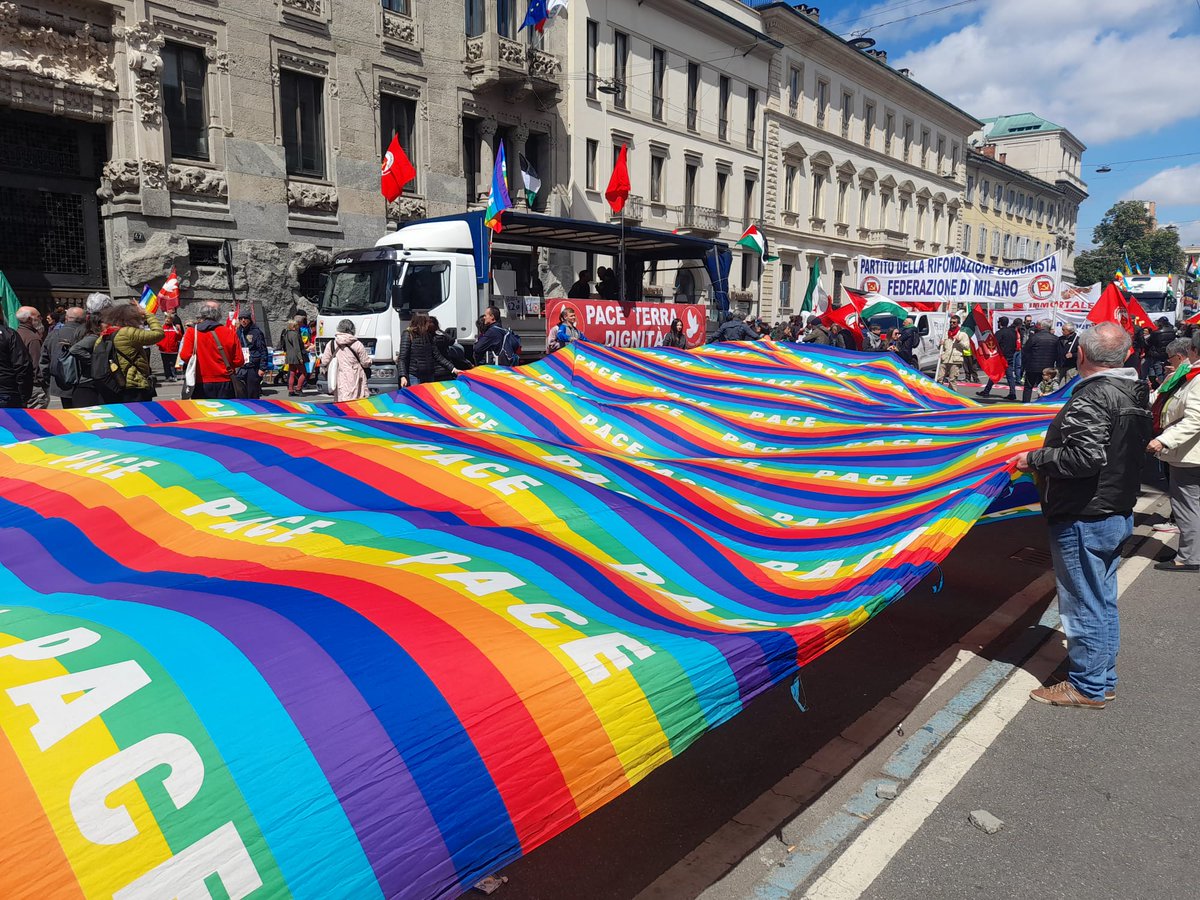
[1048,514,1133,700]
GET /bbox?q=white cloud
[893,0,1200,144]
[1124,163,1200,206]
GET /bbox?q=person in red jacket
[178,302,244,399]
[158,312,182,380]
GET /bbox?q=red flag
[1087,282,1133,334]
[1124,294,1157,332]
[966,304,1008,383]
[605,144,631,215]
[821,291,865,349]
[1184,310,1200,326]
[159,266,180,312]
[381,133,416,203]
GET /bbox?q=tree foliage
[1073,200,1185,287]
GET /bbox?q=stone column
[478,116,497,201]
[511,123,529,208]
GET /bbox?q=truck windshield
[1131,294,1170,313]
[321,263,391,315]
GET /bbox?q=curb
[742,495,1167,900]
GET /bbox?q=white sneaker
[1153,522,1181,534]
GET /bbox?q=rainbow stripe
[0,342,1056,899]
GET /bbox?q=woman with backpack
[66,313,107,407]
[320,319,373,401]
[398,312,458,388]
[100,303,164,403]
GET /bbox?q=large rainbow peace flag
[0,342,1056,900]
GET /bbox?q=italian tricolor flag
[736,224,778,262]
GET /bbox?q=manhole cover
[1010,546,1052,567]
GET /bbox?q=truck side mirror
[918,317,930,336]
[445,327,458,341]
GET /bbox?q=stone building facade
[0,0,565,331]
[754,3,977,323]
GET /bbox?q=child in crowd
[1037,367,1059,397]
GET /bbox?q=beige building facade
[754,4,978,322]
[0,0,565,329]
[961,114,1088,282]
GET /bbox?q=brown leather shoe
[1029,680,1105,709]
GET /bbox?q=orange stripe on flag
[0,726,85,900]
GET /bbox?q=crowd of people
[0,294,311,408]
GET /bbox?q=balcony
[867,229,909,253]
[612,194,643,222]
[681,205,727,234]
[464,33,559,93]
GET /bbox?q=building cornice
[757,4,981,133]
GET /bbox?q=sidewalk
[737,496,1196,900]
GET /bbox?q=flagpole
[619,210,627,303]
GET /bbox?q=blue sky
[822,0,1200,254]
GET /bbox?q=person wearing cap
[236,312,268,399]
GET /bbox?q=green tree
[1074,200,1185,286]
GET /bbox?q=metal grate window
[0,118,80,176]
[189,242,221,268]
[0,187,88,275]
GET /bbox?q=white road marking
[801,490,1168,900]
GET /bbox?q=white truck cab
[317,211,733,392]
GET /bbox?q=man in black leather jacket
[1012,322,1151,709]
[0,318,33,408]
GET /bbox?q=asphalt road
[855,557,1196,900]
[497,513,1058,900]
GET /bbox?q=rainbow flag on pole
[138,283,159,314]
[484,143,512,233]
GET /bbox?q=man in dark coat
[0,316,33,409]
[1020,318,1062,402]
[1145,318,1178,387]
[40,306,87,408]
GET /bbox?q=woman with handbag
[101,303,164,404]
[178,302,246,399]
[320,319,373,401]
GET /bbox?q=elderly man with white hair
[14,306,49,408]
[1012,323,1152,708]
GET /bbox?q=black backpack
[91,333,139,398]
[50,340,80,391]
[496,327,522,366]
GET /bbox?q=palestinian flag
[736,224,778,262]
[519,153,541,207]
[861,299,908,321]
[962,304,1007,383]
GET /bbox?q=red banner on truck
[544,298,708,349]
